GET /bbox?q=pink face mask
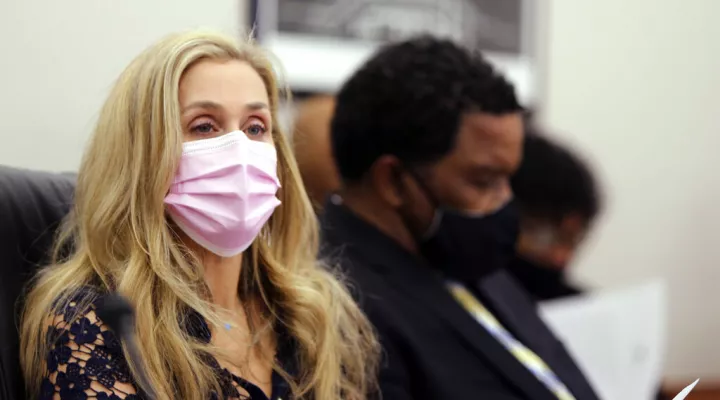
[164,131,281,257]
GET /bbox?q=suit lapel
[477,271,600,400]
[381,268,558,400]
[477,271,560,362]
[321,203,557,400]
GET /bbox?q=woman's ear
[369,155,404,208]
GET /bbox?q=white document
[538,279,668,400]
[672,379,699,400]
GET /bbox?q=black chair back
[0,166,75,400]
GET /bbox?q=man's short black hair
[331,35,523,183]
[512,128,602,225]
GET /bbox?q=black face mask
[421,204,520,284]
[399,170,520,285]
[507,256,581,301]
[508,255,567,286]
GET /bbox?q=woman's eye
[190,122,218,135]
[245,122,267,136]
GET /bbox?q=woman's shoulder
[47,286,105,337]
[51,285,101,316]
[42,286,140,399]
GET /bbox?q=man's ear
[369,155,404,208]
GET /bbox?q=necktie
[447,281,576,400]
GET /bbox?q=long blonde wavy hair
[20,30,379,399]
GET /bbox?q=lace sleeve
[41,299,140,399]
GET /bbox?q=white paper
[538,279,668,400]
[672,379,699,400]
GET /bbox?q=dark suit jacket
[320,201,600,400]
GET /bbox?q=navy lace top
[41,290,295,400]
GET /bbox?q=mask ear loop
[394,165,444,241]
[422,208,444,241]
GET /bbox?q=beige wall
[0,0,242,172]
[541,0,720,383]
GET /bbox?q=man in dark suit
[321,36,600,399]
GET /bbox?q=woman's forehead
[179,59,269,110]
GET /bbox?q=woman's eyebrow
[182,100,223,113]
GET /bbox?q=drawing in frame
[248,0,538,106]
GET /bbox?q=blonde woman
[20,31,379,400]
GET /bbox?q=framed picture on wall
[248,0,538,105]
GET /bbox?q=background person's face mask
[165,131,281,257]
[400,170,519,284]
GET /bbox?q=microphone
[96,294,157,400]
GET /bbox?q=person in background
[510,128,669,400]
[291,94,340,210]
[323,35,599,400]
[20,31,378,400]
[508,128,602,302]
